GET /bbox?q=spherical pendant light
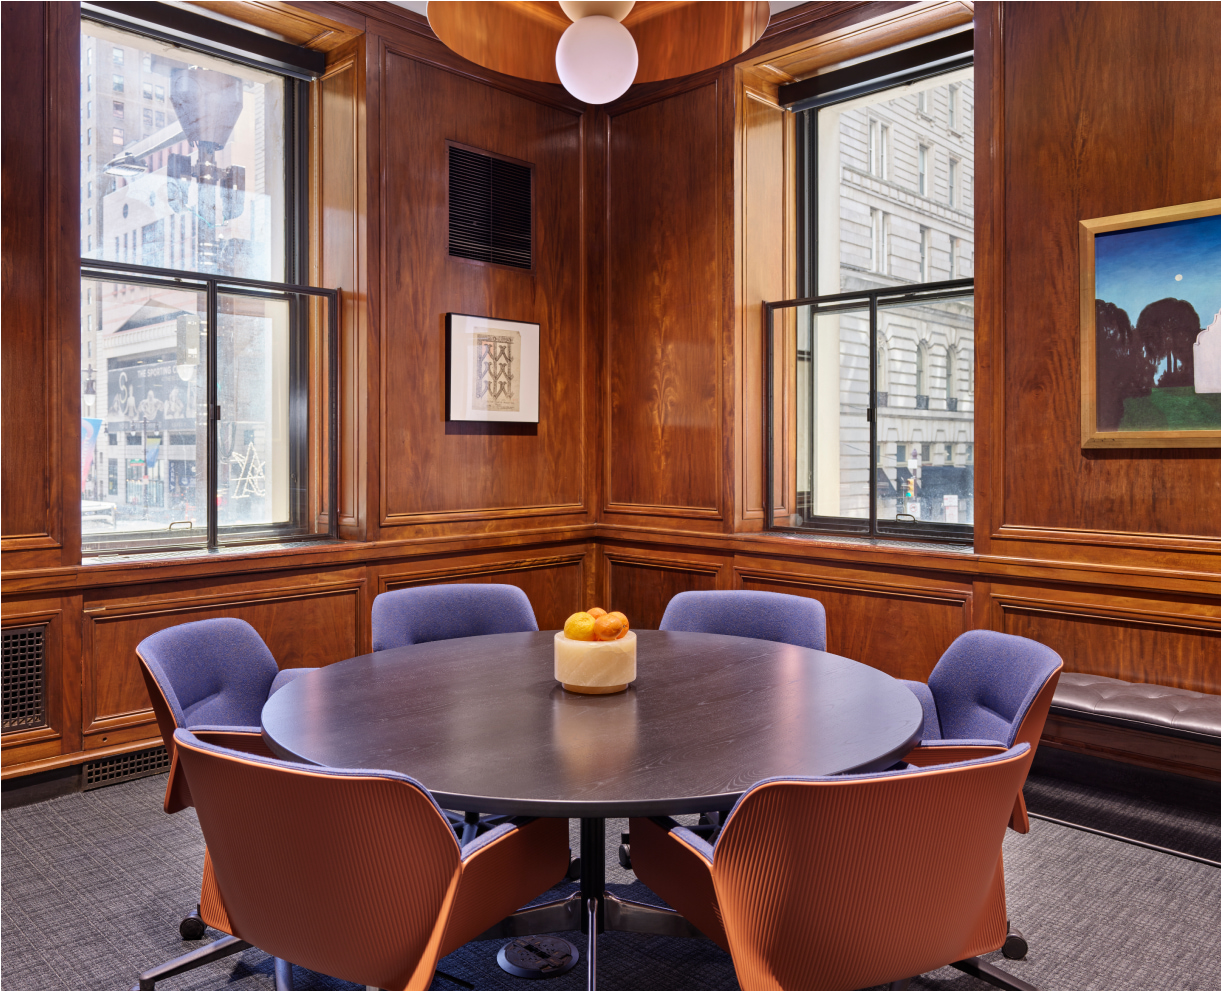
[555,15,639,105]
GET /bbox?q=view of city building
[79,20,294,549]
[794,67,975,530]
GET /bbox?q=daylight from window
[791,67,974,536]
[79,21,296,551]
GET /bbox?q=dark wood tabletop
[260,630,924,817]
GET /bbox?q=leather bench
[1051,672,1221,745]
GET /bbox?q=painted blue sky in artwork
[1094,213,1221,330]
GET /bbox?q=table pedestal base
[485,819,706,988]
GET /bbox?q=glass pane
[817,67,973,295]
[876,296,974,525]
[781,305,871,527]
[80,20,287,280]
[81,278,208,551]
[216,292,305,540]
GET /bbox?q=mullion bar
[80,258,335,296]
[766,278,975,311]
[206,280,219,549]
[868,295,878,539]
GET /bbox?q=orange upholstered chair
[629,744,1040,991]
[165,728,570,991]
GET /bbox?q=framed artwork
[446,313,540,423]
[1080,198,1221,448]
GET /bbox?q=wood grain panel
[312,46,365,533]
[379,51,585,524]
[82,575,364,748]
[1040,713,1221,783]
[997,2,1221,539]
[606,83,723,517]
[996,594,1221,695]
[378,549,590,632]
[605,552,723,631]
[737,569,970,681]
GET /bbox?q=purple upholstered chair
[370,583,539,652]
[135,618,317,956]
[658,590,827,652]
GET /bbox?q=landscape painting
[1080,200,1221,447]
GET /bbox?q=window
[112,74,124,92]
[916,89,928,115]
[86,100,92,117]
[948,85,959,130]
[80,16,337,555]
[87,74,93,92]
[86,127,93,143]
[868,119,889,178]
[773,54,974,543]
[949,157,959,207]
[87,47,94,65]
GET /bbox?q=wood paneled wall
[3,1,1219,782]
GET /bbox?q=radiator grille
[83,745,170,790]
[2,625,47,732]
[449,146,532,269]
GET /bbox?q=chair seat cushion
[1052,672,1221,740]
[270,667,315,695]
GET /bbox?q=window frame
[774,51,975,546]
[79,10,337,556]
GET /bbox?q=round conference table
[260,629,924,987]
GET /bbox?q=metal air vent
[448,145,533,270]
[83,745,170,790]
[2,625,47,733]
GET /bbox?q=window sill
[761,528,975,556]
[81,537,349,567]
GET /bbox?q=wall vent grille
[448,146,532,269]
[2,625,47,733]
[83,745,170,790]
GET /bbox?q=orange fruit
[587,607,608,620]
[563,612,596,641]
[607,611,629,638]
[593,614,625,641]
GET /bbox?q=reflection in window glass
[80,278,208,547]
[81,20,287,282]
[876,298,974,525]
[216,294,298,538]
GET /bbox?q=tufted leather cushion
[1052,672,1221,741]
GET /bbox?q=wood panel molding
[604,549,727,629]
[379,552,588,592]
[992,524,1221,558]
[735,566,972,606]
[188,1,365,51]
[81,578,365,746]
[993,594,1221,636]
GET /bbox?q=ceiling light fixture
[427,1,771,106]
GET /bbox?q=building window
[774,53,974,543]
[868,120,888,178]
[949,157,959,207]
[948,84,959,130]
[79,15,337,556]
[87,74,93,92]
[112,74,124,92]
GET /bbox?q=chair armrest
[187,725,277,759]
[901,741,1009,766]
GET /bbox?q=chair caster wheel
[180,908,207,940]
[566,857,581,881]
[1002,928,1028,960]
[618,844,632,871]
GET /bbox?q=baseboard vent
[83,745,170,790]
[2,625,47,733]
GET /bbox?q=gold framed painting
[1080,198,1221,448]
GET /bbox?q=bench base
[1041,713,1221,783]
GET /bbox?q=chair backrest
[174,728,464,991]
[927,630,1063,746]
[711,745,1033,991]
[370,583,539,651]
[136,618,280,734]
[658,590,827,652]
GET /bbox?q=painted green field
[1119,386,1221,430]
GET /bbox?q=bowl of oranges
[555,607,635,694]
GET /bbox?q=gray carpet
[3,774,1220,991]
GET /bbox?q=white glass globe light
[555,15,638,105]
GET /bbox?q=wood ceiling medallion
[426,1,771,89]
